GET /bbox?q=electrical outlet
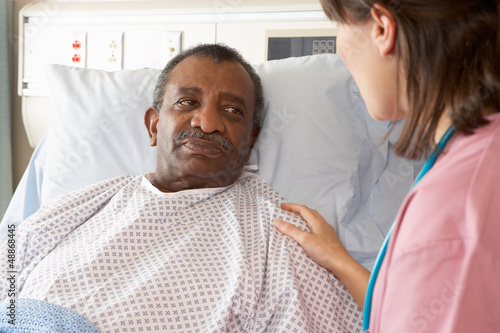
[68,32,87,67]
[103,32,123,71]
[161,31,182,63]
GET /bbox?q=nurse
[274,0,500,332]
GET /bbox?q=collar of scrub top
[362,125,456,332]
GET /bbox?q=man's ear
[245,125,261,161]
[144,107,159,147]
[370,4,397,57]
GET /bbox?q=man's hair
[320,0,500,160]
[152,43,264,128]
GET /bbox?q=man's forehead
[165,56,255,101]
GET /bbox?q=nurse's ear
[370,4,397,57]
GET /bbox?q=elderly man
[0,44,362,332]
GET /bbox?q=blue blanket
[0,298,100,332]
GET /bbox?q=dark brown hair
[321,0,500,159]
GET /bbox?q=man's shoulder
[56,174,140,201]
[234,172,283,198]
[33,174,143,220]
[233,172,309,229]
[12,174,144,255]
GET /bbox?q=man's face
[145,55,260,192]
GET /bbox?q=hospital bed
[3,0,423,271]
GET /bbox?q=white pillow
[252,54,389,229]
[43,57,390,224]
[41,57,418,270]
[42,65,159,205]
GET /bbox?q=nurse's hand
[274,203,351,275]
[274,202,370,309]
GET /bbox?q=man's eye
[224,107,243,115]
[178,99,197,107]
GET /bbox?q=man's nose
[190,103,225,134]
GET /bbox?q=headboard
[18,0,336,147]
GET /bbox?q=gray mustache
[174,130,234,152]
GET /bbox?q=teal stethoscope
[362,125,455,331]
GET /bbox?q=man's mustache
[174,130,234,152]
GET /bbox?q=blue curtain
[0,0,13,218]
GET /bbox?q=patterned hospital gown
[1,172,362,332]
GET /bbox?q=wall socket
[68,32,87,67]
[161,31,182,64]
[104,32,123,71]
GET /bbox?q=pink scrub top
[367,113,500,333]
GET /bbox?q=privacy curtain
[0,0,13,218]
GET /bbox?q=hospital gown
[1,172,362,332]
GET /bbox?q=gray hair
[152,43,264,128]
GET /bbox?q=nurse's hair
[321,0,500,160]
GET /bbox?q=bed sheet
[0,134,46,242]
